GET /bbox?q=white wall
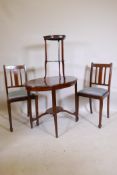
[0,0,117,114]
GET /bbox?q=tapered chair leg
[89,98,93,114]
[35,96,39,126]
[75,83,78,122]
[77,95,80,120]
[27,100,30,117]
[28,95,33,129]
[7,102,13,132]
[107,95,110,118]
[98,99,103,128]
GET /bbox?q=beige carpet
[0,109,117,175]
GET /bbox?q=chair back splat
[90,63,112,91]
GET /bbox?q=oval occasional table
[25,76,78,138]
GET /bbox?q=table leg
[52,90,58,138]
[28,91,33,128]
[75,82,79,122]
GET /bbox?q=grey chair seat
[78,87,108,97]
[8,89,28,99]
[8,89,38,99]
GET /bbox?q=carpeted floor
[0,109,117,175]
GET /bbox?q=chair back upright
[90,63,112,92]
[3,65,27,98]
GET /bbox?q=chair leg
[89,98,93,114]
[7,102,13,132]
[28,95,33,128]
[98,99,103,128]
[107,95,110,118]
[77,95,79,120]
[35,96,39,126]
[75,83,78,122]
[27,99,30,117]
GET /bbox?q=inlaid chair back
[3,65,39,132]
[90,63,112,91]
[4,65,27,93]
[77,62,112,128]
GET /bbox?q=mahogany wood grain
[25,76,78,138]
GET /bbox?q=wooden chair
[77,63,112,128]
[3,65,39,132]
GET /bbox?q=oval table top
[25,76,77,91]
